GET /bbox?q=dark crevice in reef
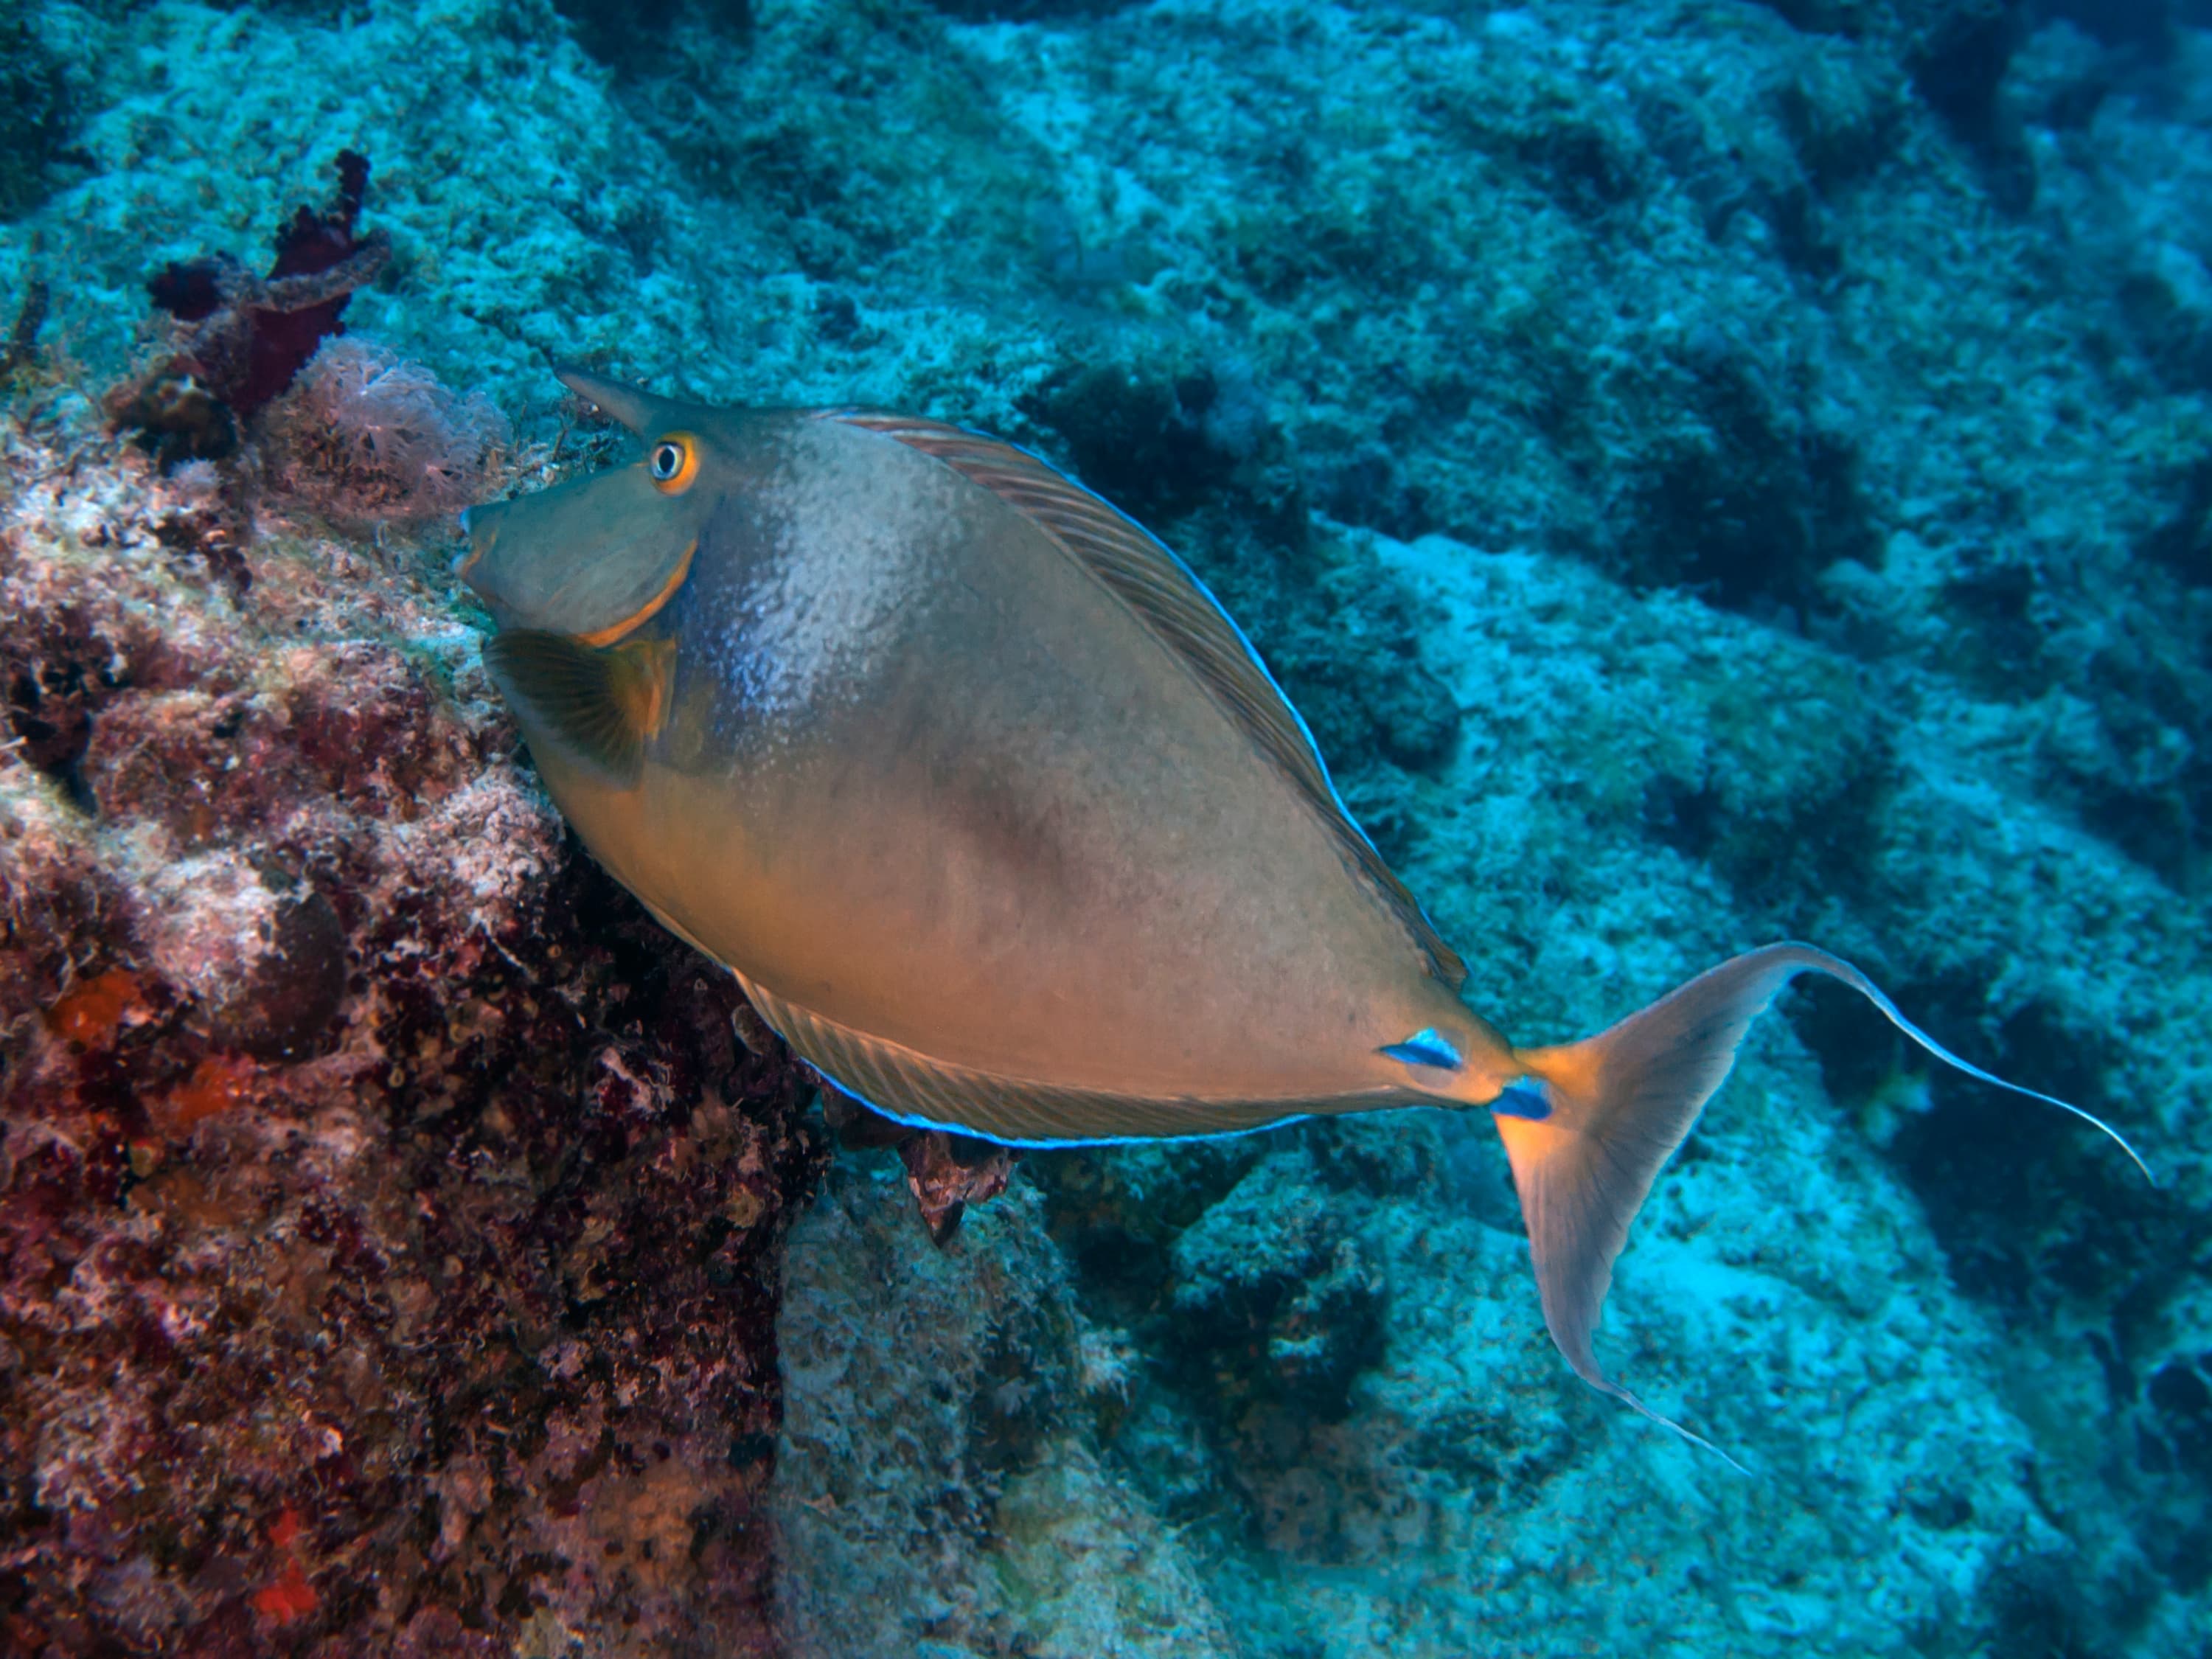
[1181,516,1464,790]
[554,0,754,74]
[5,657,105,813]
[2073,649,2212,892]
[1644,732,1896,913]
[1925,472,2212,891]
[2140,1354,2212,1593]
[1908,1,2031,146]
[1043,1124,1426,1414]
[2140,455,2212,591]
[0,15,78,220]
[1983,1554,2125,1659]
[1023,355,1301,535]
[1613,336,1882,616]
[1757,1,2051,209]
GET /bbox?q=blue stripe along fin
[1380,1026,1463,1069]
[821,408,1467,993]
[734,970,1415,1148]
[1489,1082,1551,1121]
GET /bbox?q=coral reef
[1,0,2209,1652]
[773,1166,1234,1659]
[0,280,47,394]
[0,395,824,1656]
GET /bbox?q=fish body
[464,368,2146,1450]
[467,383,1514,1139]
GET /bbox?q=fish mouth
[453,507,502,599]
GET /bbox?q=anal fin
[734,973,1393,1147]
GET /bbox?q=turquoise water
[4,1,2210,1654]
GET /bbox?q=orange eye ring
[647,434,700,495]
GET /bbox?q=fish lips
[453,495,517,617]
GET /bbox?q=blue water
[4,1,2209,1654]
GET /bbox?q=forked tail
[1490,942,2152,1464]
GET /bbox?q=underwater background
[2,0,2211,1654]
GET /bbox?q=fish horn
[554,364,666,435]
[1492,942,2152,1467]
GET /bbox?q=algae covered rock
[773,1168,1235,1659]
[0,400,825,1655]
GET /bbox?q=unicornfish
[460,367,2149,1452]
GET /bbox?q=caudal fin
[1492,942,2150,1461]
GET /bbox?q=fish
[461,366,2150,1455]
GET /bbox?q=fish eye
[648,435,700,494]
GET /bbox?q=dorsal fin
[825,410,1466,992]
[735,971,1403,1147]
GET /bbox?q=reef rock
[0,398,824,1658]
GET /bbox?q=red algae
[266,1506,302,1551]
[250,1559,318,1626]
[44,968,142,1049]
[156,1053,257,1130]
[109,153,393,465]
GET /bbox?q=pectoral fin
[482,628,673,787]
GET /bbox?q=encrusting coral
[0,377,826,1655]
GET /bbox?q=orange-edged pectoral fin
[483,628,675,788]
[1495,941,2152,1466]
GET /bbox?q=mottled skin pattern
[0,414,826,1658]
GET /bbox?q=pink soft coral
[258,335,509,529]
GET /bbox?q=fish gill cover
[1,1,2211,1657]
